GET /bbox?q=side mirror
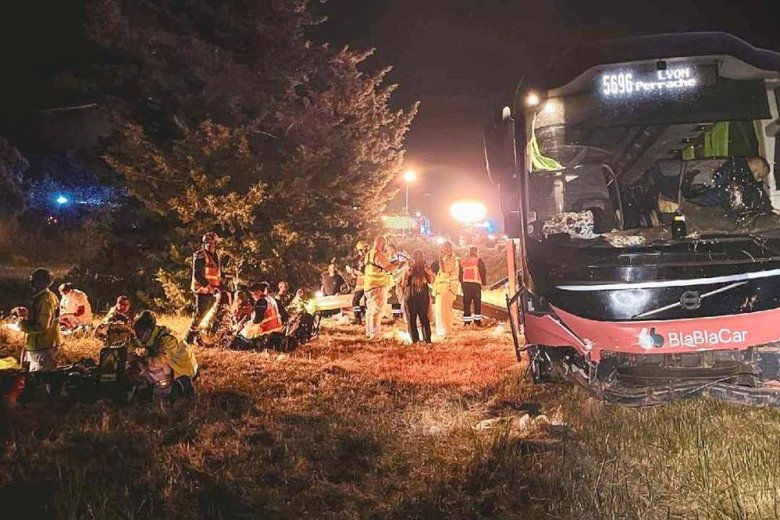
[484,106,517,185]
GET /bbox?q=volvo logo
[679,291,702,310]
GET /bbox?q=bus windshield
[528,61,780,245]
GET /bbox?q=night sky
[316,0,780,231]
[1,0,779,233]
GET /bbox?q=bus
[485,33,780,406]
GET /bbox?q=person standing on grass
[11,268,62,372]
[401,249,435,344]
[432,241,459,338]
[459,246,487,326]
[363,235,400,339]
[187,231,223,344]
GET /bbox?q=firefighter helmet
[355,240,368,251]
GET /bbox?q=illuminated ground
[3,317,780,518]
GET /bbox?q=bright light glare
[315,290,324,298]
[487,234,496,240]
[435,236,446,246]
[525,92,541,107]
[55,195,69,205]
[450,201,487,223]
[403,170,416,183]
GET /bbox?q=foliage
[73,0,416,310]
[0,137,28,244]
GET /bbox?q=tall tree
[0,138,28,244]
[78,0,416,308]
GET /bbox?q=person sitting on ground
[233,282,285,349]
[11,268,63,372]
[104,295,132,325]
[275,281,293,309]
[131,310,198,399]
[287,289,308,315]
[58,283,93,330]
[231,289,254,330]
[274,281,292,323]
[321,263,347,297]
[400,249,435,344]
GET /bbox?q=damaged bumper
[534,344,780,408]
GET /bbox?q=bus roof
[530,32,780,93]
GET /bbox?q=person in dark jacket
[459,246,487,326]
[400,249,435,343]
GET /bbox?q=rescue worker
[187,231,223,344]
[11,268,62,372]
[400,249,435,343]
[104,295,132,324]
[432,241,459,338]
[236,282,285,348]
[459,246,487,326]
[363,235,401,339]
[351,241,368,324]
[132,310,199,399]
[58,282,93,331]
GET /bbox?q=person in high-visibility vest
[363,235,401,339]
[432,241,460,337]
[11,268,62,372]
[351,241,369,325]
[459,246,487,326]
[238,282,285,343]
[133,310,199,399]
[187,232,223,344]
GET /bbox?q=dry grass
[3,315,780,519]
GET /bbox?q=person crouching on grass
[131,310,198,399]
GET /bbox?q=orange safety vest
[240,297,284,339]
[191,249,222,293]
[462,256,482,284]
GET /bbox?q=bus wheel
[528,346,552,384]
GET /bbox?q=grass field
[3,316,780,519]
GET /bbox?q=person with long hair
[401,249,435,343]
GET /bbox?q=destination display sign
[598,63,717,99]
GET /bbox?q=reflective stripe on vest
[192,249,221,293]
[363,250,391,289]
[462,256,481,283]
[241,297,284,338]
[203,251,221,286]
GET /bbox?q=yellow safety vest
[363,249,392,290]
[433,254,460,296]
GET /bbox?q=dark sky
[315,0,780,232]
[1,1,779,234]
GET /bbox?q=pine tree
[78,0,416,309]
